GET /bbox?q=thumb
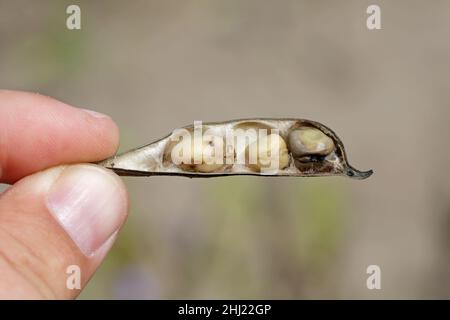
[0,164,128,299]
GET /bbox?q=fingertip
[0,164,129,298]
[80,108,121,160]
[46,164,129,257]
[0,90,122,183]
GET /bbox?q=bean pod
[97,118,373,179]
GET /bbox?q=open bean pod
[97,118,373,179]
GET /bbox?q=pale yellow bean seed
[178,136,225,172]
[246,133,289,172]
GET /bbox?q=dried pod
[97,118,373,179]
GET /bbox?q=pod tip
[345,166,373,180]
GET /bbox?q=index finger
[0,90,120,183]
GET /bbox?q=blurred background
[1,0,450,299]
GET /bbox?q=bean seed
[178,135,225,173]
[245,133,289,172]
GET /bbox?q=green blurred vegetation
[9,3,86,88]
[81,178,347,299]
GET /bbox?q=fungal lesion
[97,118,373,179]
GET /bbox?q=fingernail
[46,165,127,256]
[82,108,110,119]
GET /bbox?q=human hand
[0,90,129,299]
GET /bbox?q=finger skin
[0,165,129,299]
[0,90,119,184]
